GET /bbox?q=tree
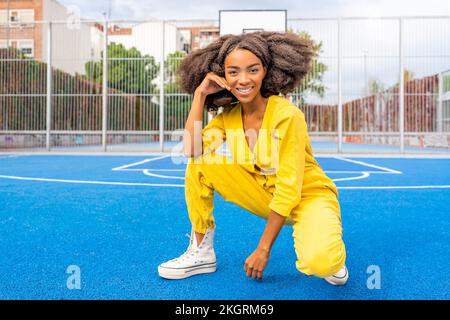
[288,29,328,105]
[444,73,450,92]
[392,69,416,89]
[164,51,194,131]
[84,43,160,130]
[364,77,386,95]
[85,42,159,93]
[403,69,415,83]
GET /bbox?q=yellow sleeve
[201,112,226,156]
[269,111,307,217]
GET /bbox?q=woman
[158,31,348,285]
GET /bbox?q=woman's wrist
[194,88,208,99]
[257,245,271,255]
[256,210,286,255]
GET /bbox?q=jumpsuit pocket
[253,174,267,189]
[262,174,276,194]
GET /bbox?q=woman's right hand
[195,72,231,96]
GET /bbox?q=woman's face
[224,48,267,104]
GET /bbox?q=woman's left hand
[244,247,270,280]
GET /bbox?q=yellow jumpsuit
[185,95,346,278]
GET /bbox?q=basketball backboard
[219,10,287,36]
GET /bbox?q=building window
[4,10,35,23]
[0,41,7,49]
[0,11,7,23]
[18,10,34,23]
[18,40,34,57]
[10,11,18,22]
[21,47,33,56]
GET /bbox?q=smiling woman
[158,31,348,286]
[178,32,314,112]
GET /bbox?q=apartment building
[0,0,103,75]
[108,21,182,62]
[177,24,219,53]
[0,1,218,75]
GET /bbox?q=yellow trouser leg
[291,195,346,278]
[184,153,273,234]
[185,153,346,278]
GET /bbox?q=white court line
[334,156,402,174]
[0,174,449,190]
[112,154,171,171]
[113,154,186,180]
[1,151,449,158]
[0,155,21,159]
[113,155,404,182]
[329,157,402,182]
[142,169,184,180]
[119,169,185,172]
[326,171,396,174]
[3,154,444,189]
[120,168,396,174]
[333,172,370,182]
[138,170,382,182]
[142,169,184,172]
[339,185,450,190]
[0,174,184,187]
[318,154,450,159]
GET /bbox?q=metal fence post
[46,22,52,151]
[102,18,108,152]
[6,0,10,48]
[337,17,343,153]
[399,17,405,152]
[159,21,165,152]
[437,72,443,132]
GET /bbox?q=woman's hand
[195,72,231,96]
[244,211,286,280]
[244,246,270,280]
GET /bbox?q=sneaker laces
[167,233,197,263]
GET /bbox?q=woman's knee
[296,241,346,278]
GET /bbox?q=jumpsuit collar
[238,95,273,157]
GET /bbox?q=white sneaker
[158,227,217,280]
[324,265,349,286]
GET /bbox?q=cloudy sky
[58,0,450,20]
[54,0,449,102]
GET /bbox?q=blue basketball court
[0,153,449,299]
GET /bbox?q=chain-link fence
[1,17,449,153]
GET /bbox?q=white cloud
[337,0,450,17]
[56,0,450,20]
